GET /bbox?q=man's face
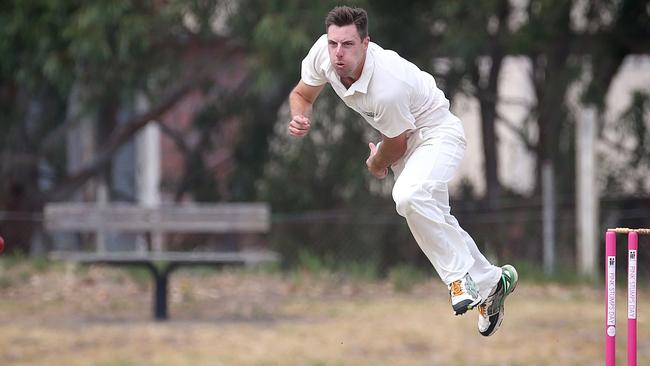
[326,24,369,79]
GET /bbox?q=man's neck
[340,54,366,89]
[340,76,356,89]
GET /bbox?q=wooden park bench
[45,202,277,320]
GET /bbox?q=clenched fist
[288,115,311,137]
[366,142,389,179]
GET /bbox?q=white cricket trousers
[391,122,501,300]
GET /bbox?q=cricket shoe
[449,273,482,315]
[477,264,519,336]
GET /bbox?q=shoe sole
[480,312,503,336]
[453,297,482,316]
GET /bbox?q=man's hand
[365,133,408,179]
[288,115,311,137]
[366,142,389,179]
[288,81,324,138]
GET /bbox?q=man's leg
[438,181,518,336]
[443,214,501,300]
[392,138,473,285]
[392,134,502,314]
[394,179,483,315]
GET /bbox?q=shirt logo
[361,110,375,118]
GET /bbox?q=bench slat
[44,203,270,233]
[49,250,279,264]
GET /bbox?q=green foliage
[0,254,54,271]
[291,249,381,282]
[259,89,378,210]
[0,254,28,269]
[366,0,433,63]
[430,0,500,56]
[514,260,590,286]
[30,256,52,272]
[296,249,332,275]
[339,260,380,282]
[387,264,428,293]
[0,1,75,90]
[0,1,177,93]
[123,266,151,288]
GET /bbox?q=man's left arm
[366,132,408,179]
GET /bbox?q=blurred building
[450,55,650,196]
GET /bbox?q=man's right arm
[288,80,325,138]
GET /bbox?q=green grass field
[0,259,647,366]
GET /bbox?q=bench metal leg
[144,263,174,321]
[154,270,168,320]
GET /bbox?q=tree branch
[496,110,536,152]
[44,78,199,201]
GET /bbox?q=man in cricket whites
[287,5,518,336]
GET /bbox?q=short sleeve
[301,35,329,86]
[373,92,416,138]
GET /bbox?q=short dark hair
[325,6,368,40]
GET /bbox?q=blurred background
[0,1,649,364]
[1,0,648,278]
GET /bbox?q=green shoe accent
[477,264,519,337]
[501,264,519,298]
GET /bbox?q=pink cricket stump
[627,231,638,366]
[605,231,616,366]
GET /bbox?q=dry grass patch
[0,261,647,365]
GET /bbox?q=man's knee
[392,180,449,217]
[392,182,426,216]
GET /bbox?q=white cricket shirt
[301,34,453,138]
